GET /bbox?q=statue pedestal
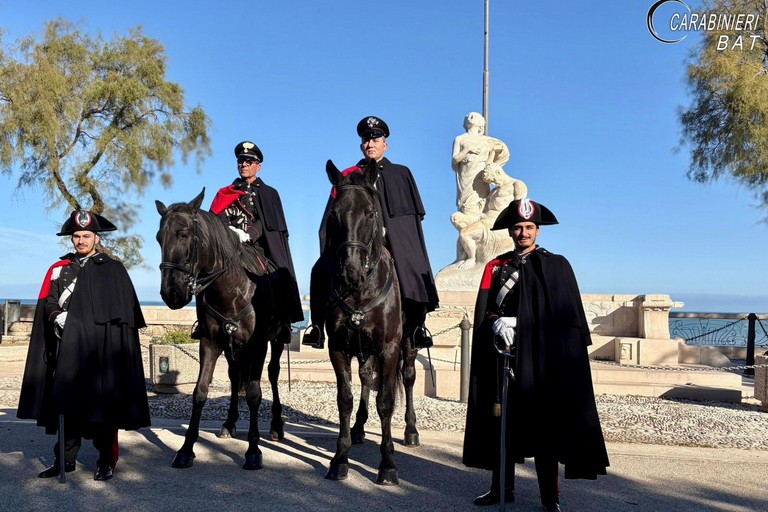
[434,261,484,293]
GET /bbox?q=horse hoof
[171,452,195,468]
[218,424,236,439]
[243,453,263,470]
[269,429,284,442]
[351,430,366,445]
[376,468,399,485]
[403,433,420,446]
[325,463,349,480]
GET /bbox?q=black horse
[323,160,420,485]
[155,189,287,470]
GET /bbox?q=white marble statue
[451,163,528,269]
[436,114,525,291]
[451,112,510,225]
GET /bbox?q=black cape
[319,157,439,310]
[211,177,304,322]
[17,253,151,433]
[462,247,609,479]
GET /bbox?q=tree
[679,0,768,214]
[0,19,211,266]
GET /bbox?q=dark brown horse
[155,189,287,470]
[323,160,419,485]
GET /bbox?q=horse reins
[159,210,253,352]
[330,256,395,329]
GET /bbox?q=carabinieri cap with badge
[491,198,559,230]
[56,210,118,236]
[234,141,263,162]
[357,116,390,140]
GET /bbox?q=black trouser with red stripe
[52,419,117,468]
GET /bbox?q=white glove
[492,316,516,347]
[228,225,251,243]
[54,311,68,329]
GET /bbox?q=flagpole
[483,0,490,135]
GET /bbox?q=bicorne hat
[491,198,559,230]
[57,210,118,236]
[356,116,390,140]
[234,141,263,162]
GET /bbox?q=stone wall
[0,303,198,343]
[429,292,685,366]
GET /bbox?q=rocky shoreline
[2,375,766,451]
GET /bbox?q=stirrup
[302,325,325,349]
[190,321,206,340]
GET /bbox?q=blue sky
[1,0,766,313]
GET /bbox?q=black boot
[301,324,325,349]
[473,487,514,506]
[38,461,76,478]
[413,325,433,349]
[94,465,114,481]
[542,504,561,512]
[277,323,292,345]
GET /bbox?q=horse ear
[155,200,167,216]
[189,188,206,210]
[326,160,341,186]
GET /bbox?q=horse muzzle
[160,275,193,309]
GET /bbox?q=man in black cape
[302,116,439,350]
[18,210,150,481]
[462,198,608,511]
[209,140,304,337]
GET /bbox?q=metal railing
[669,312,768,376]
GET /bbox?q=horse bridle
[159,209,252,352]
[330,184,391,329]
[335,185,381,273]
[159,211,230,296]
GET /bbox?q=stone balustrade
[430,292,685,366]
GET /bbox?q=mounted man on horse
[156,184,298,471]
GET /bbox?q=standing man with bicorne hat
[18,210,150,482]
[463,198,609,511]
[302,116,440,350]
[209,141,304,341]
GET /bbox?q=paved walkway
[1,414,767,512]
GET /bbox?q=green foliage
[153,328,196,345]
[679,0,768,213]
[0,19,212,266]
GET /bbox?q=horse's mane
[164,202,271,276]
[338,167,377,193]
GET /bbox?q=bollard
[746,314,756,377]
[460,314,471,403]
[3,299,22,336]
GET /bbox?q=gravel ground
[2,375,766,451]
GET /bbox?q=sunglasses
[237,157,259,165]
